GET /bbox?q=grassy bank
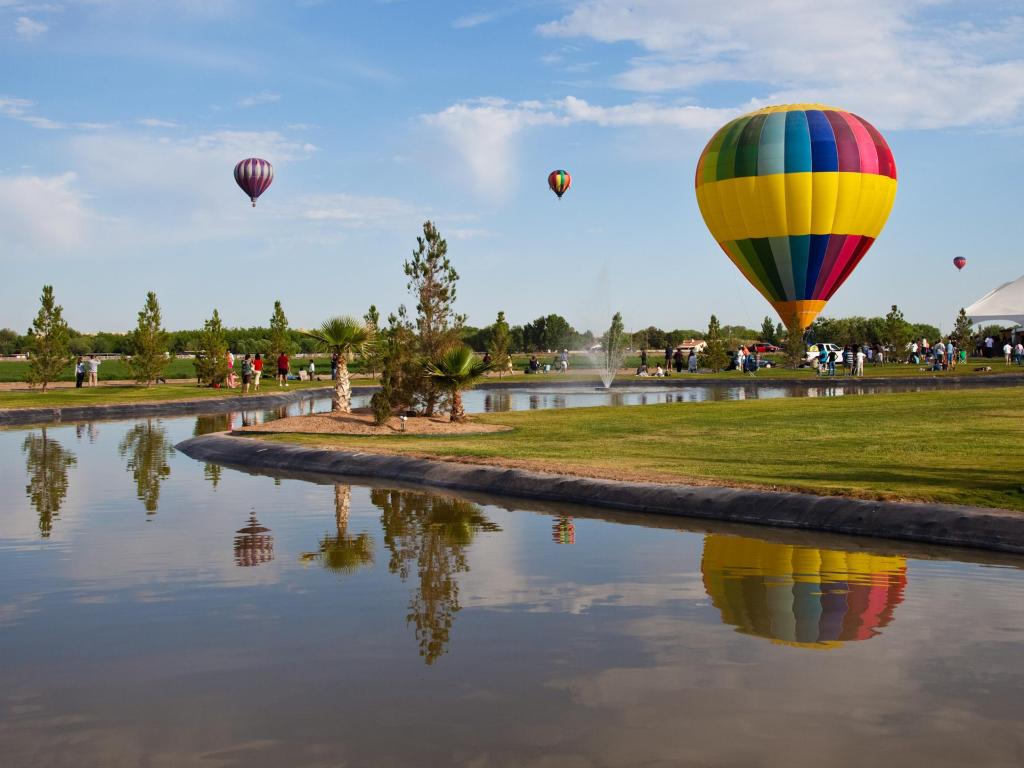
[255,387,1024,512]
[0,379,377,410]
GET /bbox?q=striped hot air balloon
[548,169,571,199]
[701,534,907,649]
[234,157,274,207]
[695,105,897,331]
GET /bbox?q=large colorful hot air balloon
[695,105,897,330]
[702,534,906,649]
[548,169,571,199]
[953,257,967,271]
[234,157,274,207]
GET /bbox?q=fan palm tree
[303,316,375,413]
[424,345,491,422]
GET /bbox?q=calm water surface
[2,411,1024,767]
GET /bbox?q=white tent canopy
[965,275,1024,326]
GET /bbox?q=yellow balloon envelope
[695,104,897,330]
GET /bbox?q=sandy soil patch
[241,408,511,436]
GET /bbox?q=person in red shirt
[253,353,264,390]
[277,352,289,387]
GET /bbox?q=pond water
[2,412,1024,766]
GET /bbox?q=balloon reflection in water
[701,534,906,648]
[552,516,575,544]
[234,512,274,567]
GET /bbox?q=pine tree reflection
[300,485,375,574]
[370,488,500,665]
[234,511,274,566]
[22,428,76,538]
[193,413,231,437]
[117,419,173,514]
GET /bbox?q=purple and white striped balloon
[233,158,274,207]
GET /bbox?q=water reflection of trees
[370,488,501,665]
[193,413,231,436]
[22,428,76,538]
[300,485,375,574]
[117,419,173,514]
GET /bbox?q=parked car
[752,342,780,353]
[805,343,843,365]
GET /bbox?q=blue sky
[2,0,1023,334]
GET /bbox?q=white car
[805,343,843,365]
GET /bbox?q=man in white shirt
[86,355,100,387]
[854,347,866,376]
[985,336,994,357]
[1003,342,1013,364]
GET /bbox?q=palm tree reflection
[300,485,375,574]
[22,428,76,538]
[117,419,173,514]
[370,488,501,665]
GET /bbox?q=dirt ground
[241,408,511,436]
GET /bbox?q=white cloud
[14,15,47,39]
[237,91,281,108]
[299,193,422,229]
[423,96,741,194]
[539,0,1024,129]
[0,173,90,251]
[137,117,179,128]
[453,12,496,29]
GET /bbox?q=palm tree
[424,345,491,422]
[303,316,375,413]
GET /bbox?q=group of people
[636,347,698,376]
[904,338,967,370]
[978,336,1024,364]
[74,355,101,387]
[525,350,570,374]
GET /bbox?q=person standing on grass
[277,350,290,387]
[673,347,684,373]
[75,357,85,388]
[826,348,837,377]
[308,358,316,380]
[854,346,866,376]
[640,349,648,370]
[505,354,514,376]
[688,349,697,373]
[946,339,955,370]
[1015,341,1023,365]
[241,354,252,395]
[843,345,854,374]
[559,349,569,373]
[253,353,263,390]
[665,345,672,367]
[984,336,994,357]
[1004,342,1013,365]
[86,355,100,387]
[330,351,339,380]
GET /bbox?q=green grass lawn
[255,387,1024,512]
[0,378,379,409]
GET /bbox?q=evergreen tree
[269,300,290,357]
[602,311,626,370]
[883,304,910,363]
[126,292,169,386]
[699,314,729,372]
[194,309,229,387]
[782,315,806,368]
[488,311,511,378]
[26,285,72,391]
[404,221,464,414]
[760,316,778,344]
[362,304,383,378]
[951,308,973,347]
[372,308,420,424]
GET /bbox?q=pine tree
[760,316,777,344]
[26,285,72,391]
[194,309,229,387]
[782,315,806,368]
[699,314,729,372]
[489,311,511,378]
[951,308,973,347]
[602,311,626,370]
[126,292,169,386]
[883,304,910,363]
[362,304,383,378]
[404,221,464,414]
[269,300,291,357]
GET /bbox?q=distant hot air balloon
[953,257,967,271]
[695,105,897,330]
[548,169,571,199]
[234,157,274,207]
